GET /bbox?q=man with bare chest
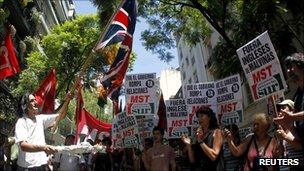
[145,127,176,171]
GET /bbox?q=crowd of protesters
[0,52,303,171]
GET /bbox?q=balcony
[5,0,36,39]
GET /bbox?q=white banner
[112,112,141,148]
[125,73,157,115]
[236,31,286,101]
[184,82,217,126]
[166,99,189,138]
[216,74,243,124]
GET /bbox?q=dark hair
[225,124,240,145]
[102,137,112,146]
[144,137,153,144]
[17,93,31,117]
[153,126,164,135]
[65,134,75,139]
[196,106,219,129]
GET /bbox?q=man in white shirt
[53,134,86,171]
[15,92,72,170]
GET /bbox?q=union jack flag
[97,0,137,102]
[94,0,137,51]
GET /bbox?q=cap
[285,53,304,66]
[276,99,294,110]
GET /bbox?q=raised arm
[199,129,223,161]
[226,134,252,157]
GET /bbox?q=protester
[275,99,304,171]
[145,126,176,171]
[275,99,301,149]
[92,136,112,171]
[222,124,241,171]
[122,148,135,171]
[274,52,304,147]
[225,113,282,171]
[0,131,7,171]
[14,92,72,170]
[181,106,224,170]
[111,148,124,171]
[53,134,85,171]
[140,137,153,171]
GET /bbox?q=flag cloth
[34,69,56,114]
[94,0,137,51]
[157,93,167,130]
[97,0,137,103]
[0,32,20,80]
[76,109,112,143]
[102,34,133,100]
[75,85,112,143]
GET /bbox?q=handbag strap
[253,137,272,157]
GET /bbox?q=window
[186,57,189,66]
[179,47,183,60]
[191,56,195,65]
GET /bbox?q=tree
[134,0,304,78]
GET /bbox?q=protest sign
[125,73,157,115]
[136,115,156,139]
[184,82,217,126]
[113,112,141,148]
[216,74,243,124]
[166,99,189,138]
[236,31,286,101]
[267,92,285,116]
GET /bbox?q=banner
[236,31,286,101]
[34,69,56,114]
[166,99,189,138]
[112,111,141,148]
[136,115,156,139]
[0,33,20,80]
[267,92,284,116]
[216,74,243,125]
[125,73,157,115]
[184,82,217,126]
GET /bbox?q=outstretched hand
[223,128,233,142]
[43,145,58,155]
[273,109,294,129]
[275,125,288,141]
[181,134,191,145]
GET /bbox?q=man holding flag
[14,91,72,170]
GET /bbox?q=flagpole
[51,0,127,133]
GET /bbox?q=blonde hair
[252,113,271,127]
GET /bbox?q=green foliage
[0,7,10,23]
[67,89,113,126]
[135,0,303,78]
[12,15,133,133]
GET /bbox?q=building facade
[176,30,218,85]
[159,68,182,100]
[0,0,75,137]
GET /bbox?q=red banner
[0,33,20,80]
[34,69,56,113]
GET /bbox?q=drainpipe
[45,0,59,25]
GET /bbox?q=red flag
[34,69,56,114]
[76,109,112,143]
[157,93,167,130]
[0,33,21,80]
[75,86,112,143]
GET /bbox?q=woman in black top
[181,107,224,170]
